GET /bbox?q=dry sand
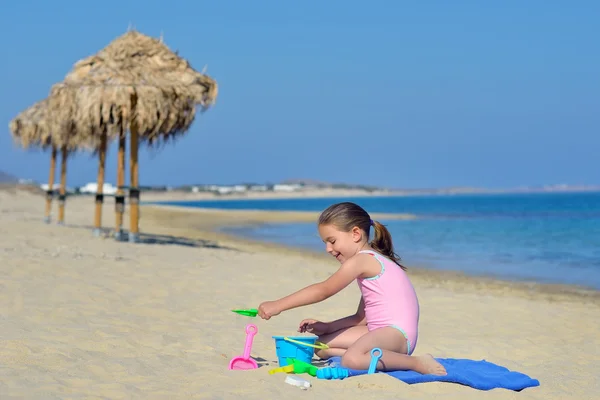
[0,188,599,399]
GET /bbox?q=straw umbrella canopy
[10,98,55,151]
[9,98,99,224]
[47,30,218,241]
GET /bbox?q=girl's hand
[298,319,330,335]
[258,301,281,320]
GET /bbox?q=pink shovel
[228,324,259,370]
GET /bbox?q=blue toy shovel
[367,348,382,374]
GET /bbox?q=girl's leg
[315,325,369,359]
[341,327,446,375]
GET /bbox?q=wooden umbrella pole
[44,147,57,223]
[115,132,126,240]
[57,146,68,225]
[129,93,140,243]
[93,132,107,236]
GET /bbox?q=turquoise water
[159,192,600,290]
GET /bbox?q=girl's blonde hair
[318,201,406,270]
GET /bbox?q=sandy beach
[0,187,599,399]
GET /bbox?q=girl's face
[318,223,366,264]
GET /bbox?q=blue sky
[1,1,598,189]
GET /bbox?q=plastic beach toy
[272,335,329,366]
[228,324,259,370]
[286,358,319,376]
[316,366,350,380]
[268,358,317,376]
[367,347,382,374]
[268,364,295,375]
[284,337,329,350]
[231,308,258,317]
[268,358,350,380]
[284,358,349,380]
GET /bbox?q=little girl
[258,201,446,375]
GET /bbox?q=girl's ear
[351,226,363,242]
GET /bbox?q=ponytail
[370,220,406,271]
[317,202,405,270]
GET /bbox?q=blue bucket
[272,335,318,366]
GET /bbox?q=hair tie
[370,219,374,226]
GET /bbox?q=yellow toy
[268,358,319,377]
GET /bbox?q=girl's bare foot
[414,354,447,375]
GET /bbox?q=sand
[0,187,599,399]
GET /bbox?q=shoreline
[145,203,418,223]
[141,202,600,301]
[138,186,600,204]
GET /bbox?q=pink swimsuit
[356,250,419,355]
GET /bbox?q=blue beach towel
[326,357,540,391]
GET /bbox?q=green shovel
[231,308,258,317]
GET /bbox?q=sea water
[158,192,600,290]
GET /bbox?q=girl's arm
[325,297,366,333]
[259,256,365,318]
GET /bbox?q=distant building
[273,184,301,192]
[40,183,76,194]
[185,183,302,194]
[249,185,269,192]
[214,185,246,194]
[79,182,117,195]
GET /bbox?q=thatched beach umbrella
[8,98,97,224]
[47,31,218,242]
